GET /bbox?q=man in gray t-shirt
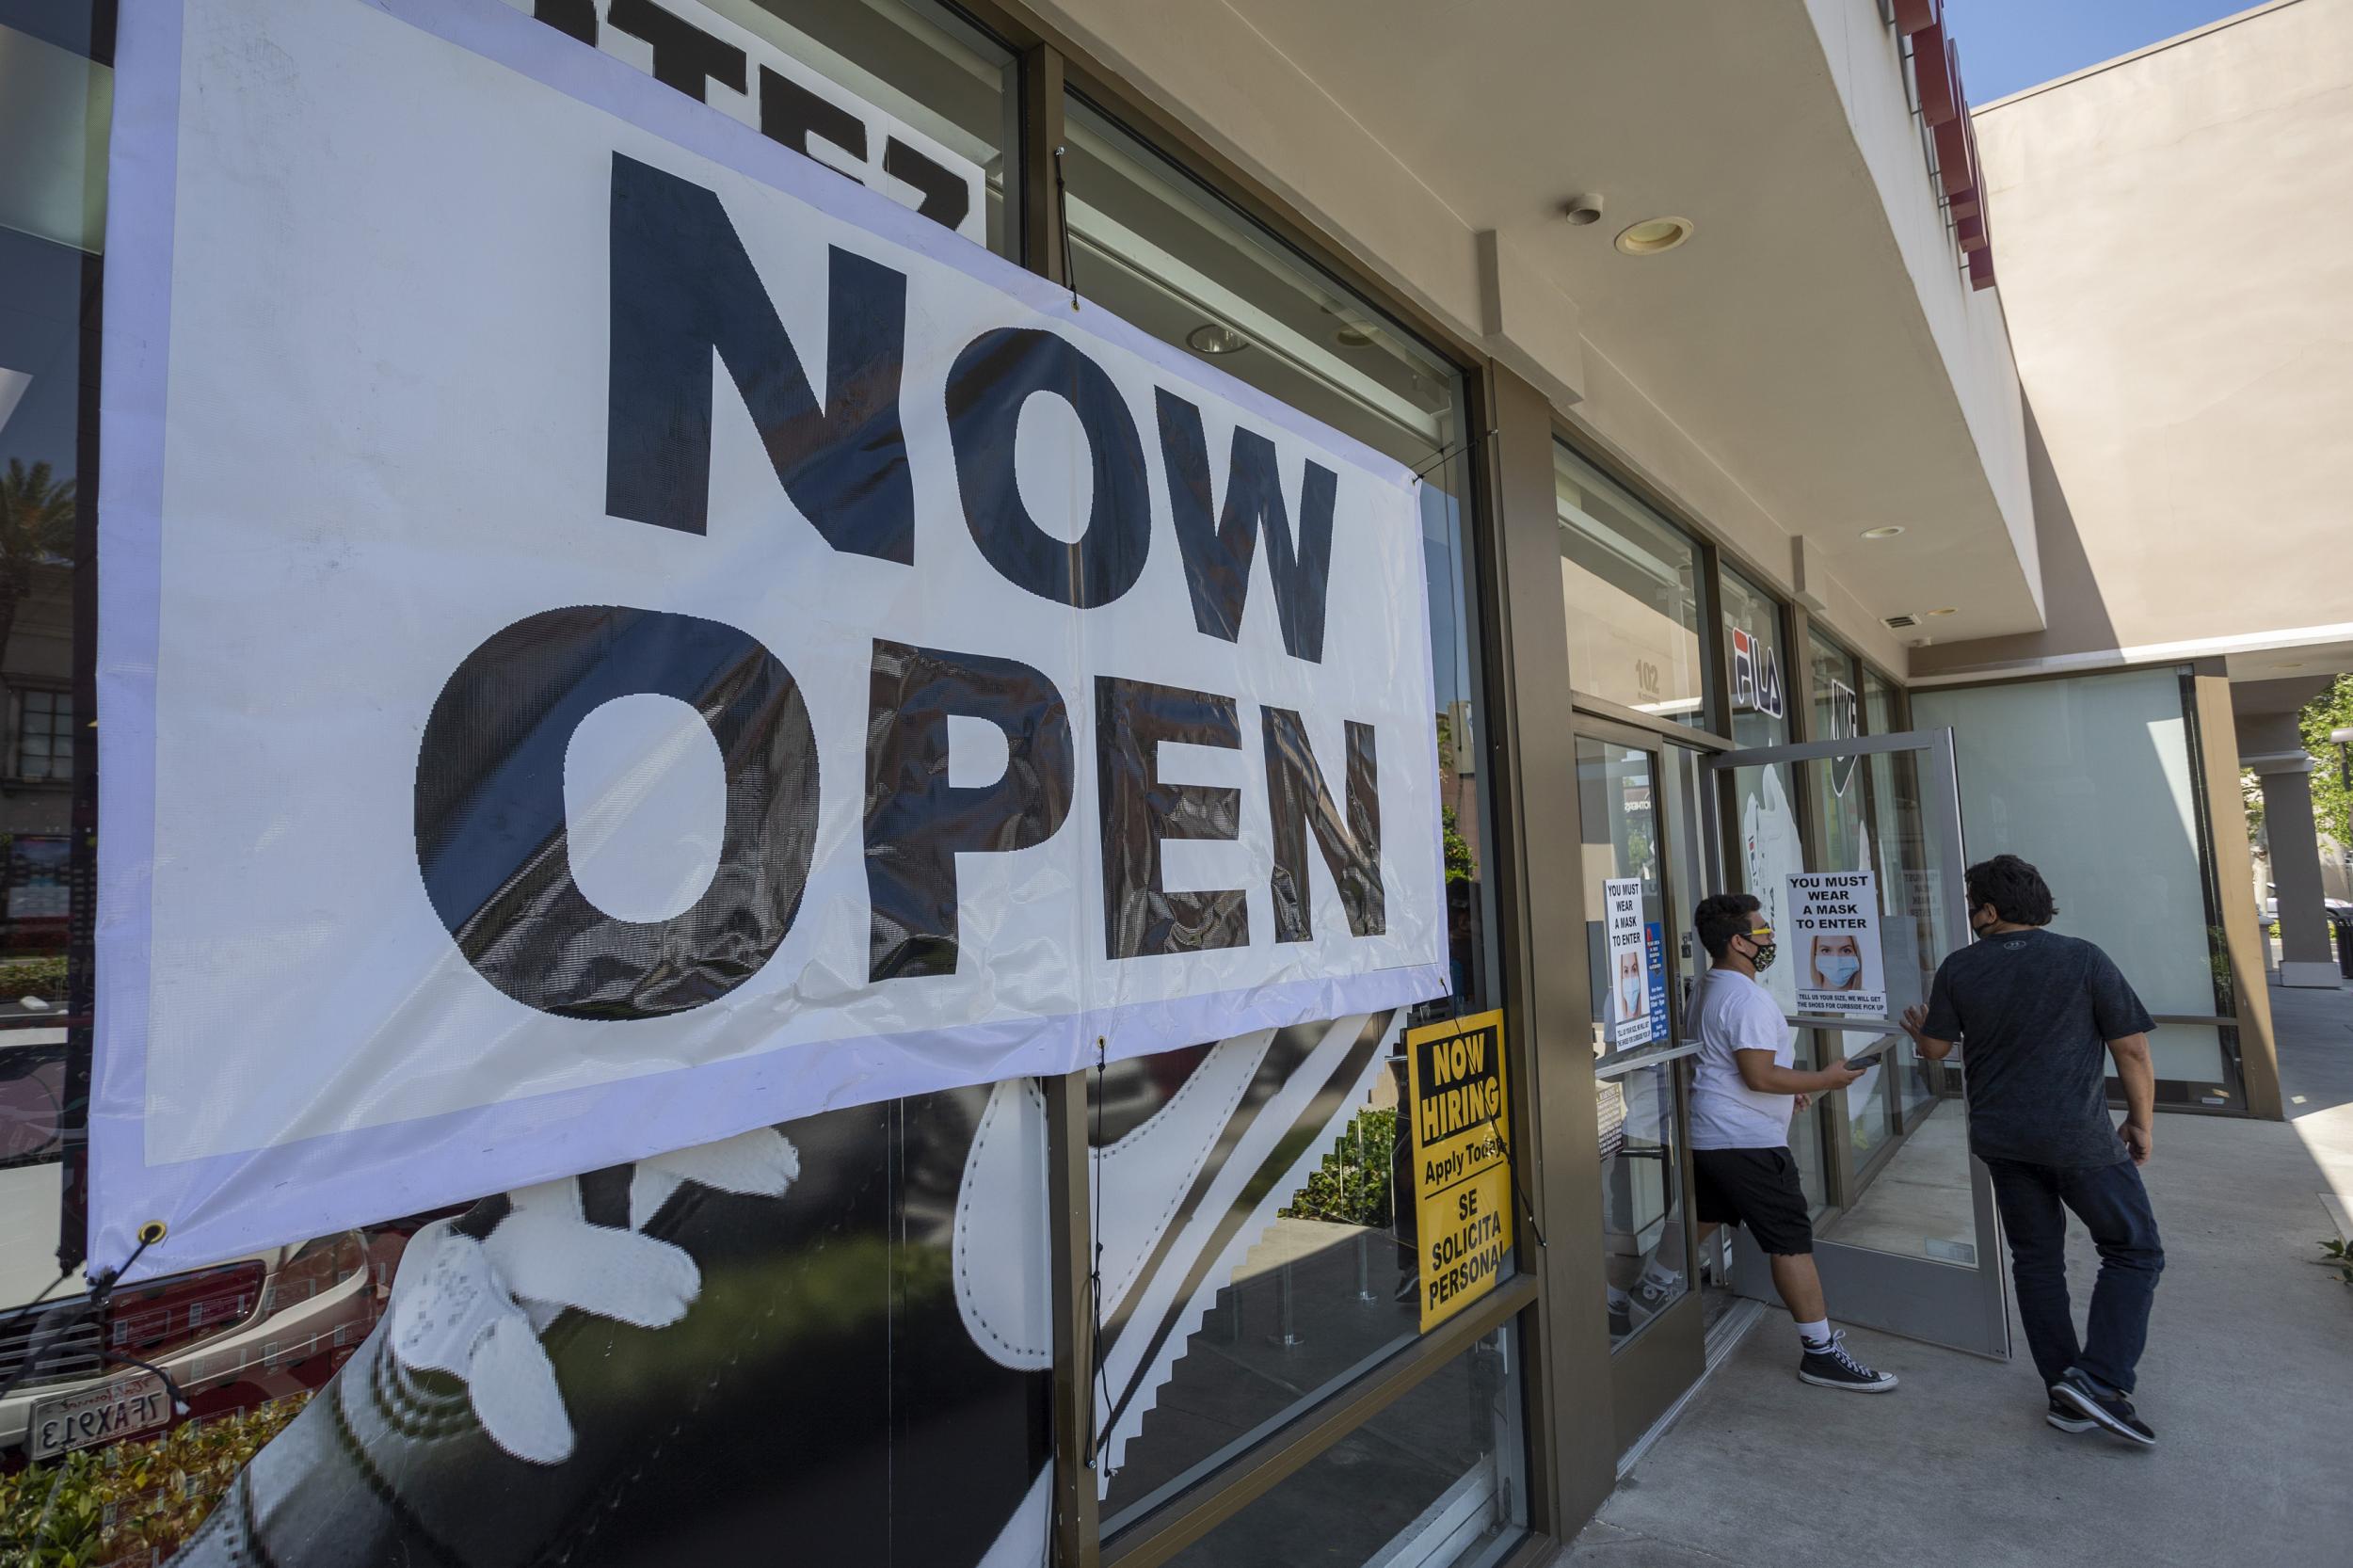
[1902,855,2165,1448]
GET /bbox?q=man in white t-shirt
[1689,891,1897,1393]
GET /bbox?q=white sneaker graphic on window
[951,1013,1398,1479]
[386,1126,799,1464]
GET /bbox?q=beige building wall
[1913,0,2353,680]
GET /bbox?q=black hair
[1694,892,1763,961]
[1964,855,2057,926]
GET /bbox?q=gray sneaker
[2052,1369,2156,1447]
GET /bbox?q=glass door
[1707,728,2011,1360]
[1576,721,1719,1452]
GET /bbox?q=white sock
[1796,1318,1833,1349]
[1607,1286,1631,1309]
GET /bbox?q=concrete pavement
[1554,981,2353,1568]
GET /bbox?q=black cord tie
[1087,1036,1116,1475]
[0,1228,162,1408]
[1051,145,1080,312]
[1481,1112,1547,1250]
[1410,426,1495,485]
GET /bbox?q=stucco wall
[1915,0,2353,679]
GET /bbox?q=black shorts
[1692,1146,1813,1256]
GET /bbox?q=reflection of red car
[0,920,67,957]
[0,1228,408,1467]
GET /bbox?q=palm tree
[0,458,76,673]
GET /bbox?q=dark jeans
[1985,1156,2164,1396]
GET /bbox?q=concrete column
[2250,752,2341,988]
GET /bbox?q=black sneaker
[1797,1330,1899,1393]
[2051,1369,2156,1447]
[2047,1396,2099,1433]
[1608,1295,1633,1337]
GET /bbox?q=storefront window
[735,0,1017,257]
[1804,632,1892,1158]
[1808,630,1865,872]
[1163,1325,1528,1568]
[1556,448,1705,727]
[1913,668,2237,1098]
[1059,95,1510,1534]
[4,9,1061,1565]
[1577,738,1690,1348]
[1863,671,1938,1124]
[1,2,99,1201]
[1715,571,1821,1208]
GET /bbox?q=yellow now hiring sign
[1405,1010,1513,1332]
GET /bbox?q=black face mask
[1970,908,1997,939]
[1739,932,1778,973]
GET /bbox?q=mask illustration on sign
[1615,952,1645,1021]
[1811,933,1863,991]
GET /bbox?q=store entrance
[1709,728,2011,1360]
[1576,720,1723,1455]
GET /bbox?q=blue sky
[1945,0,2264,104]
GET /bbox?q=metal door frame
[1707,727,2010,1360]
[1571,718,1714,1449]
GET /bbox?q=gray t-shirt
[1922,927,2154,1168]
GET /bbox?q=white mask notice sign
[1786,872,1886,1016]
[91,0,1446,1277]
[1602,877,1653,1047]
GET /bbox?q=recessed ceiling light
[1186,323,1250,356]
[1861,525,1906,539]
[1614,216,1694,256]
[1927,607,1958,616]
[1335,324,1381,348]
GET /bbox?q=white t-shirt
[1688,968,1798,1150]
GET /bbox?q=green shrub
[1281,1108,1397,1228]
[0,954,67,997]
[0,1394,309,1567]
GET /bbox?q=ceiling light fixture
[1927,607,1958,616]
[1335,324,1381,348]
[1562,192,1606,226]
[1614,216,1693,256]
[1861,525,1906,539]
[1186,323,1250,356]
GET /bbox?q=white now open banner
[93,0,1445,1277]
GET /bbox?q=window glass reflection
[1599,1060,1688,1347]
[1163,1324,1528,1568]
[1060,96,1508,1536]
[1913,669,2232,1092]
[1061,97,1498,1032]
[1715,572,1821,1211]
[1556,447,1705,726]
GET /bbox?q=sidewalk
[1556,982,2353,1568]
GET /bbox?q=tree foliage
[2298,674,2353,847]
